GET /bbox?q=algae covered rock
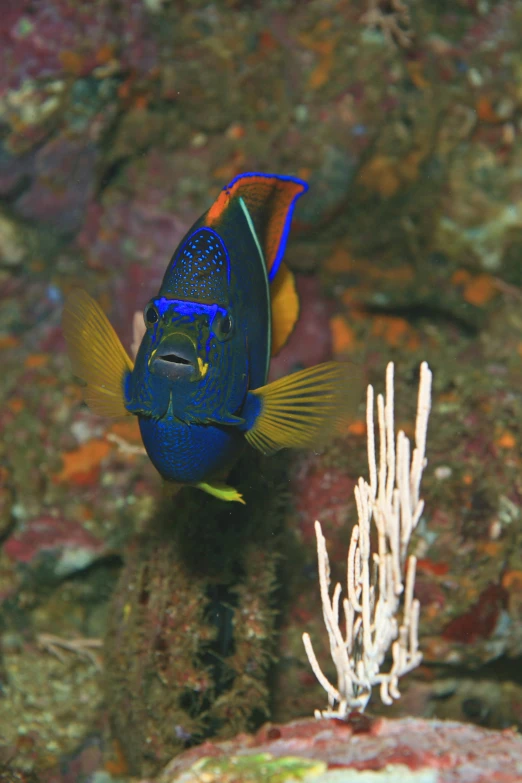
[104,457,289,777]
[154,715,522,783]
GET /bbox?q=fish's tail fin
[244,361,364,455]
[62,289,133,418]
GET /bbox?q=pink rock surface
[1,0,157,95]
[291,451,357,544]
[155,716,522,783]
[14,138,98,234]
[3,515,105,576]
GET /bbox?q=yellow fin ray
[245,361,363,455]
[62,289,134,418]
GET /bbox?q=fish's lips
[150,333,199,381]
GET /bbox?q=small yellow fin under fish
[62,289,134,418]
[245,361,363,455]
[270,261,299,356]
[195,481,245,504]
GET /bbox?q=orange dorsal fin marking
[205,173,308,280]
[206,190,231,226]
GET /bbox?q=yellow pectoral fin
[62,289,134,418]
[195,481,245,504]
[271,262,299,356]
[245,361,364,455]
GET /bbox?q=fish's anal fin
[62,289,134,418]
[244,361,364,455]
[195,481,246,504]
[271,261,299,356]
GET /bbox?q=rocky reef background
[3,0,522,780]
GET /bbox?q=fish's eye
[213,311,234,341]
[221,314,233,335]
[144,304,159,327]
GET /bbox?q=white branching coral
[303,361,432,717]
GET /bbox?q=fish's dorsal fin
[207,172,308,281]
[238,196,265,266]
[62,289,133,418]
[239,195,272,377]
[207,172,307,355]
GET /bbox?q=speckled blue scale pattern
[139,415,242,483]
[161,227,230,301]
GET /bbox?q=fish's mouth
[150,333,198,380]
[159,353,192,366]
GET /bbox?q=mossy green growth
[179,757,441,783]
[104,452,295,777]
[186,753,327,782]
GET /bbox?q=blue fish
[62,173,361,503]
